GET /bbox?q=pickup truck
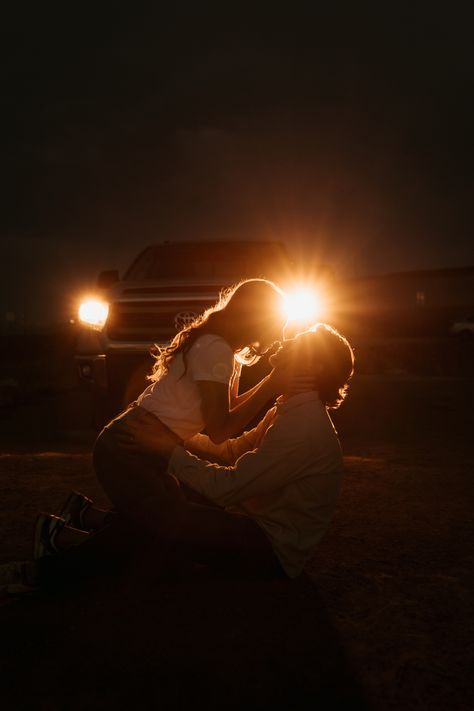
[75,240,308,425]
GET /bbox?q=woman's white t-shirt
[136,334,235,440]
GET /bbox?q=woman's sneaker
[33,514,66,560]
[0,560,39,594]
[57,491,93,530]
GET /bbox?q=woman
[130,276,288,444]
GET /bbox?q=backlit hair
[149,278,285,381]
[298,323,355,408]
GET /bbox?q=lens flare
[78,299,109,329]
[284,288,324,323]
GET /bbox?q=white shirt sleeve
[188,336,234,385]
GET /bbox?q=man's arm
[169,412,306,507]
[184,406,277,465]
[110,401,276,466]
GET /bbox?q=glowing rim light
[78,299,109,328]
[284,288,324,323]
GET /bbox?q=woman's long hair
[148,278,285,381]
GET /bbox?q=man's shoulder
[272,395,337,442]
[276,392,325,416]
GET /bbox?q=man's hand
[112,409,182,458]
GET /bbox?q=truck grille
[105,298,219,342]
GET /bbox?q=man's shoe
[33,513,66,560]
[0,560,38,594]
[57,491,93,530]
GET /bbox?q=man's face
[268,337,299,369]
[269,332,321,376]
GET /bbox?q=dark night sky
[1,3,473,326]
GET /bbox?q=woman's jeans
[38,406,285,583]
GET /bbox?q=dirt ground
[0,366,473,709]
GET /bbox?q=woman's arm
[228,360,242,407]
[230,371,272,408]
[199,351,318,444]
[197,372,280,444]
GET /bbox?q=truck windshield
[124,242,292,281]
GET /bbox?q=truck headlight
[78,299,109,329]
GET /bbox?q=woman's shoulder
[192,333,233,352]
[188,334,235,372]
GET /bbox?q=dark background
[1,3,473,327]
[1,9,473,707]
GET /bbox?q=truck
[75,240,310,426]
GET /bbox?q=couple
[2,278,354,591]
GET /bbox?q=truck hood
[107,278,229,300]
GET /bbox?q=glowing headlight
[284,288,324,323]
[78,299,109,329]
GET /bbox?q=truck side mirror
[97,270,119,290]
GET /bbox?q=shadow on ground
[2,369,474,709]
[2,572,367,709]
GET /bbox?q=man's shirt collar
[275,390,322,414]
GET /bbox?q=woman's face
[250,319,285,355]
[235,290,286,354]
[269,333,320,374]
[268,337,297,368]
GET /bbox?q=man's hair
[299,323,355,409]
